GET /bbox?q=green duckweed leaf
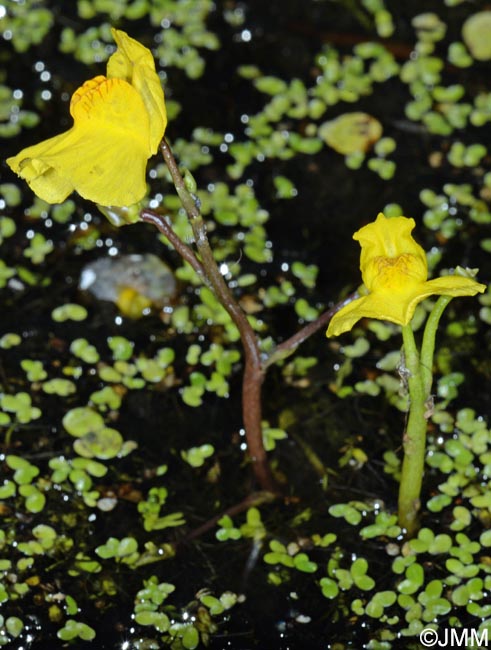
[329,503,363,525]
[181,625,200,650]
[480,530,491,547]
[70,338,100,364]
[62,407,105,437]
[462,11,491,61]
[365,591,397,618]
[20,359,47,382]
[274,175,297,199]
[216,515,241,541]
[89,386,122,411]
[51,304,88,322]
[73,427,123,460]
[293,553,318,573]
[134,610,170,632]
[23,233,53,264]
[107,336,134,361]
[320,577,339,599]
[181,444,214,467]
[0,480,16,499]
[262,426,287,452]
[351,558,375,590]
[57,619,96,641]
[19,485,46,513]
[1,392,41,423]
[42,379,76,396]
[398,563,424,594]
[5,617,23,638]
[0,333,21,349]
[6,456,39,485]
[96,536,138,560]
[0,183,22,206]
[181,384,204,407]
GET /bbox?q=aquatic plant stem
[151,140,360,493]
[398,324,427,536]
[398,297,458,535]
[264,291,359,368]
[158,138,276,492]
[178,490,276,547]
[420,295,453,396]
[140,209,207,283]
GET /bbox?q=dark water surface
[2,1,491,649]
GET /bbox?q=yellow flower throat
[368,253,422,290]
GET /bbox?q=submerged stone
[79,253,176,318]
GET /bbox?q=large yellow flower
[327,213,486,337]
[7,28,166,207]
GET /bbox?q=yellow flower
[7,28,166,207]
[327,213,486,337]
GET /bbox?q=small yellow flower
[327,213,486,337]
[7,28,166,207]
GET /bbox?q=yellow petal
[327,275,486,337]
[326,296,372,337]
[355,213,427,289]
[108,28,167,153]
[7,130,77,204]
[327,283,423,336]
[424,275,487,297]
[8,77,150,206]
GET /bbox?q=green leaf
[182,625,200,650]
[73,427,123,460]
[51,303,88,322]
[320,577,339,599]
[181,444,214,467]
[135,610,170,632]
[57,620,96,641]
[62,407,105,437]
[398,563,425,594]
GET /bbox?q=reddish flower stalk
[151,138,275,492]
[143,137,358,494]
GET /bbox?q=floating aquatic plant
[3,2,491,647]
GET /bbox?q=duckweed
[0,333,21,349]
[73,426,125,459]
[62,407,105,437]
[262,425,288,452]
[462,11,491,61]
[216,515,242,542]
[57,619,96,642]
[70,338,100,364]
[3,1,491,647]
[181,444,214,467]
[1,392,41,424]
[20,359,47,382]
[51,303,88,322]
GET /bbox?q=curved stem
[264,291,359,368]
[140,209,207,283]
[398,324,427,536]
[158,138,276,492]
[177,490,276,548]
[420,295,453,396]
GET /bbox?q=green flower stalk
[327,213,486,536]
